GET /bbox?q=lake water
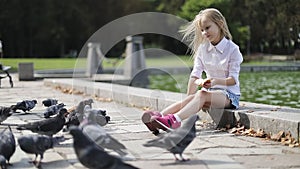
[148,71,300,109]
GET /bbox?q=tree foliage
[0,0,298,57]
[0,0,152,57]
[179,0,299,55]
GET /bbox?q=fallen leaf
[67,106,76,113]
[229,127,238,134]
[142,107,150,111]
[242,128,256,136]
[271,131,285,141]
[255,128,266,138]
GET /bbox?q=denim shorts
[208,88,240,109]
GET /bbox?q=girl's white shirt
[190,37,243,95]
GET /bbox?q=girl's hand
[194,78,213,89]
[202,79,212,89]
[194,79,203,86]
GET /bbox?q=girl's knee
[196,90,208,98]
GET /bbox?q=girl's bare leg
[176,90,231,120]
[160,94,195,116]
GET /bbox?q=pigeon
[0,126,16,166]
[143,114,199,161]
[75,98,94,121]
[16,108,67,136]
[18,135,64,167]
[11,99,37,113]
[63,99,94,131]
[42,99,58,107]
[83,105,110,126]
[81,110,127,157]
[43,103,66,118]
[63,112,80,132]
[0,155,6,169]
[69,126,138,169]
[0,106,14,124]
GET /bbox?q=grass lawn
[0,58,86,72]
[0,56,295,72]
[0,56,193,72]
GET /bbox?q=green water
[148,71,300,109]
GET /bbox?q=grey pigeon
[18,135,64,167]
[69,126,139,169]
[63,99,94,131]
[0,126,16,165]
[81,110,127,157]
[43,103,66,118]
[0,106,14,124]
[143,114,199,161]
[63,112,80,132]
[83,105,110,126]
[42,99,58,107]
[0,155,6,169]
[75,98,94,121]
[11,99,37,113]
[17,108,67,136]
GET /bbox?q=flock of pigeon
[0,98,199,169]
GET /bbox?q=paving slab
[128,160,208,169]
[9,146,36,169]
[200,147,284,156]
[232,154,300,169]
[197,155,244,169]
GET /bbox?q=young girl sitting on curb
[142,8,243,135]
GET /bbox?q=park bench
[0,63,13,88]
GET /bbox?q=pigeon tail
[0,155,6,169]
[9,105,17,112]
[52,136,65,146]
[116,149,128,157]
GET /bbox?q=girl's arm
[202,76,236,89]
[212,76,236,86]
[188,49,204,95]
[187,77,199,95]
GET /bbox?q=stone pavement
[1,75,300,169]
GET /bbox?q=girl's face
[200,16,222,45]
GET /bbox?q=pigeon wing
[0,106,13,123]
[15,101,27,111]
[36,136,53,154]
[26,100,37,110]
[70,126,137,169]
[0,126,16,162]
[39,116,65,135]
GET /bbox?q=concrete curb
[44,78,300,141]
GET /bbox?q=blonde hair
[181,8,232,57]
